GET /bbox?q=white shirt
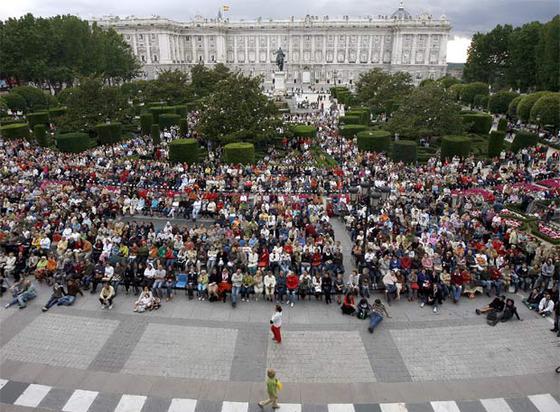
[271,311,282,327]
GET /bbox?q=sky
[1,0,557,63]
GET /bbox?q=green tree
[507,22,542,91]
[536,16,560,91]
[461,82,489,107]
[355,68,413,115]
[488,91,519,114]
[58,77,132,133]
[188,63,231,99]
[197,73,280,147]
[144,70,190,104]
[388,83,464,137]
[437,76,460,89]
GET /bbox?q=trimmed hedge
[149,106,175,122]
[0,117,23,126]
[56,132,92,153]
[159,113,181,130]
[346,108,370,125]
[356,130,391,153]
[392,140,417,163]
[95,122,122,145]
[27,112,50,128]
[488,131,505,158]
[223,142,255,164]
[48,107,67,118]
[171,105,188,117]
[0,123,30,139]
[517,92,550,122]
[497,118,507,132]
[339,124,368,138]
[511,130,538,152]
[179,118,189,137]
[339,115,361,125]
[530,94,560,128]
[151,124,161,145]
[291,125,317,138]
[34,124,50,147]
[507,95,524,118]
[461,113,493,134]
[488,91,518,114]
[441,135,472,160]
[168,139,199,163]
[140,113,153,135]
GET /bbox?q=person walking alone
[270,305,283,344]
[258,368,281,409]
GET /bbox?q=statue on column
[274,47,286,72]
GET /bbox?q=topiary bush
[291,125,317,138]
[159,113,181,130]
[392,140,417,163]
[530,93,560,129]
[56,132,92,153]
[179,118,189,137]
[461,82,489,106]
[95,122,122,145]
[48,107,67,124]
[441,135,472,160]
[34,124,50,147]
[168,138,199,163]
[356,130,391,153]
[508,95,524,118]
[171,105,188,117]
[497,118,508,132]
[339,115,361,125]
[339,124,368,138]
[488,91,519,115]
[11,86,53,111]
[516,92,550,122]
[0,117,22,126]
[0,123,30,139]
[140,113,153,135]
[26,112,50,128]
[151,124,161,146]
[149,106,175,122]
[511,130,538,152]
[488,131,505,158]
[346,108,370,125]
[461,113,493,134]
[3,93,26,112]
[223,142,255,164]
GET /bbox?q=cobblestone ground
[0,219,558,408]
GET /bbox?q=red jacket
[286,275,299,290]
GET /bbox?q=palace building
[92,3,451,88]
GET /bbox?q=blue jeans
[57,295,75,306]
[369,312,383,331]
[231,286,240,304]
[152,280,164,297]
[45,296,61,309]
[451,285,462,301]
[287,289,297,304]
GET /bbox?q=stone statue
[274,47,286,72]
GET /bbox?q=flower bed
[452,188,495,202]
[529,221,560,245]
[537,178,560,189]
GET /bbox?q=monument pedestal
[273,71,287,96]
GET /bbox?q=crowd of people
[0,103,558,339]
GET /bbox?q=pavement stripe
[380,404,408,412]
[62,389,99,412]
[480,398,513,412]
[114,395,147,412]
[0,381,31,404]
[168,398,197,412]
[221,401,249,412]
[431,401,461,412]
[0,379,8,391]
[528,394,560,412]
[13,384,52,407]
[328,405,355,412]
[276,404,303,412]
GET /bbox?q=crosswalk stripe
[13,384,51,407]
[0,379,8,391]
[380,403,408,412]
[62,389,99,412]
[431,401,461,412]
[114,394,147,412]
[528,394,560,412]
[481,398,513,412]
[221,401,249,412]
[168,398,197,412]
[328,404,355,412]
[275,404,302,412]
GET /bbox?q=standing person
[368,298,391,334]
[322,272,333,304]
[231,269,243,307]
[258,368,281,409]
[270,305,283,344]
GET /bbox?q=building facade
[92,4,451,88]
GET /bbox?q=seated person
[476,295,506,315]
[522,288,543,310]
[42,282,66,312]
[5,280,37,309]
[340,292,356,315]
[57,279,83,306]
[356,297,371,319]
[134,287,156,312]
[99,282,115,310]
[499,298,522,323]
[538,293,555,317]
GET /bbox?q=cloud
[447,36,471,63]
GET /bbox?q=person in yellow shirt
[258,368,280,409]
